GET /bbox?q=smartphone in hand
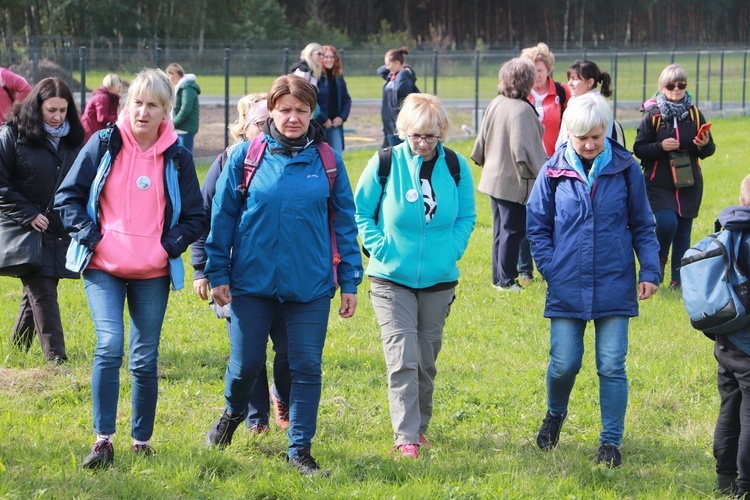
[697,122,712,139]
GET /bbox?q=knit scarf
[564,137,612,192]
[656,92,693,120]
[262,117,316,156]
[43,119,70,149]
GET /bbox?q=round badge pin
[136,176,151,190]
[406,189,419,202]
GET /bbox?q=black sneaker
[288,447,329,477]
[536,411,567,450]
[205,408,249,448]
[597,443,622,468]
[82,440,114,469]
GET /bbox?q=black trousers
[490,197,526,287]
[714,336,750,497]
[12,276,66,360]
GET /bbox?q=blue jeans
[245,311,291,427]
[83,270,170,441]
[546,315,630,447]
[178,132,195,154]
[224,295,330,459]
[653,209,693,284]
[324,125,344,153]
[517,237,534,278]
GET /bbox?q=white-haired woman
[56,68,206,469]
[526,93,660,468]
[355,93,476,459]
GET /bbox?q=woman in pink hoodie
[55,68,206,470]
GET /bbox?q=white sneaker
[493,283,522,292]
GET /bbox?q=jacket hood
[719,205,750,231]
[176,74,200,93]
[116,108,178,156]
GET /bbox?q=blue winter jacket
[54,126,207,290]
[316,73,352,124]
[717,204,750,356]
[355,142,476,289]
[205,134,363,302]
[526,140,661,319]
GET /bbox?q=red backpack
[240,135,341,285]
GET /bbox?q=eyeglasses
[665,82,687,91]
[407,133,439,144]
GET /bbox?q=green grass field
[0,120,746,498]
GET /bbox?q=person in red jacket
[81,74,121,142]
[0,67,32,121]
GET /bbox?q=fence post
[719,49,725,113]
[284,48,289,74]
[474,49,479,134]
[642,49,648,105]
[433,49,438,95]
[670,48,675,64]
[707,49,713,105]
[695,51,701,107]
[243,41,249,95]
[611,48,618,120]
[32,36,39,84]
[155,47,162,70]
[224,48,230,150]
[79,47,86,111]
[743,48,748,114]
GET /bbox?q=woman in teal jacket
[203,75,362,476]
[355,94,476,459]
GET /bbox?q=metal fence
[5,37,750,146]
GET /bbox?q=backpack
[362,146,461,258]
[650,105,701,135]
[680,222,750,335]
[554,81,568,121]
[240,135,341,284]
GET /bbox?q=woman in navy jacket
[317,45,351,153]
[526,93,660,468]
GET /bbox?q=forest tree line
[4,0,750,50]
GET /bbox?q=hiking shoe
[493,282,522,292]
[205,408,249,448]
[715,473,738,495]
[536,411,567,450]
[393,444,419,460]
[82,440,114,469]
[133,443,155,456]
[51,355,68,366]
[669,280,681,291]
[418,434,431,448]
[596,443,622,468]
[270,386,290,429]
[288,447,329,476]
[246,423,269,434]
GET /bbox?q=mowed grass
[0,118,746,498]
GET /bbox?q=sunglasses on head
[665,82,687,91]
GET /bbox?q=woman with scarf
[203,75,362,476]
[0,77,84,364]
[527,93,660,469]
[633,64,715,289]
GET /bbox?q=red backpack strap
[238,135,267,196]
[317,142,341,285]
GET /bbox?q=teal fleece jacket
[355,142,476,289]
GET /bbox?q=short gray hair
[658,64,688,89]
[498,58,536,99]
[563,92,612,137]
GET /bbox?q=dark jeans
[518,237,534,278]
[714,336,750,497]
[490,197,526,287]
[653,209,693,284]
[245,311,291,427]
[12,276,66,360]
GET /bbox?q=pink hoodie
[88,111,179,279]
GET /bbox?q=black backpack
[362,146,461,257]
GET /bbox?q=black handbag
[0,216,42,276]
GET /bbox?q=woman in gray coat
[471,58,547,291]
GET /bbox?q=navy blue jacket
[527,140,661,319]
[717,205,750,356]
[378,64,418,136]
[316,73,352,124]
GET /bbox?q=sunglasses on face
[665,82,687,91]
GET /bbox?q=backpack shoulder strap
[651,112,662,132]
[442,146,461,186]
[373,147,392,224]
[239,135,267,196]
[97,126,114,162]
[317,141,342,279]
[555,81,567,121]
[318,141,337,193]
[690,105,701,134]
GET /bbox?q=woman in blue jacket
[203,75,362,476]
[526,93,660,468]
[317,45,351,153]
[355,94,476,459]
[378,46,418,147]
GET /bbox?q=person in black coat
[0,77,84,364]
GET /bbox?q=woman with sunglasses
[355,94,476,459]
[633,64,715,289]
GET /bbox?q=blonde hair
[741,174,750,206]
[126,68,174,115]
[102,73,121,92]
[165,63,185,78]
[396,93,451,142]
[300,43,323,80]
[228,93,268,143]
[520,42,555,73]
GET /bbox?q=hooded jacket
[355,141,476,289]
[717,204,750,356]
[378,64,418,137]
[54,120,206,290]
[204,123,363,302]
[172,74,201,134]
[526,140,661,319]
[81,86,120,142]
